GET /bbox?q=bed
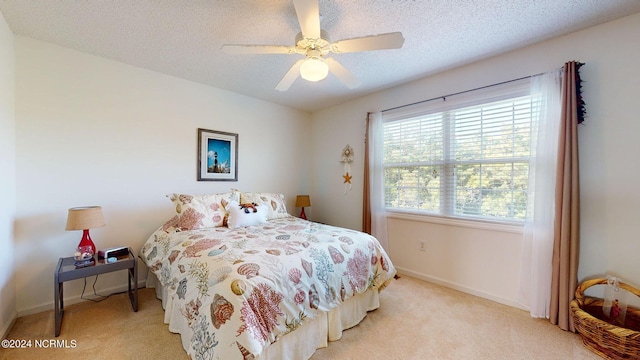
[140,192,396,360]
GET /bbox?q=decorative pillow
[167,192,236,230]
[220,189,241,205]
[239,192,289,220]
[227,201,268,229]
[161,215,181,233]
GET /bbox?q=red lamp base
[78,229,96,254]
[300,207,307,220]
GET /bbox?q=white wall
[310,13,640,307]
[6,10,640,323]
[0,9,17,337]
[14,37,311,315]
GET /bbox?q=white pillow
[227,201,268,229]
[239,192,289,220]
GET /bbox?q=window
[382,82,532,223]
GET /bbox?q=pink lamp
[65,206,105,254]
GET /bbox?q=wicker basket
[570,278,640,359]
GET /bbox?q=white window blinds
[382,79,532,222]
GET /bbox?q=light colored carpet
[2,286,186,360]
[2,275,600,360]
[313,276,600,360]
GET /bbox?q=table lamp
[65,206,105,255]
[295,195,311,220]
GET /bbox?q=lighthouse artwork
[197,128,238,181]
[207,140,231,174]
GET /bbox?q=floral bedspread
[141,215,395,360]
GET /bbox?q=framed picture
[197,128,238,181]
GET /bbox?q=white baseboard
[1,311,17,339]
[17,279,147,318]
[396,266,529,311]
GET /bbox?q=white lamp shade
[300,57,328,82]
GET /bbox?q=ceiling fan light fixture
[223,0,404,91]
[300,57,328,82]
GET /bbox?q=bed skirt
[146,272,380,359]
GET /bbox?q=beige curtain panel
[362,113,372,234]
[550,61,583,332]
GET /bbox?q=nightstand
[54,247,138,336]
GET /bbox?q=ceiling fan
[221,0,405,91]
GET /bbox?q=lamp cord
[80,275,110,302]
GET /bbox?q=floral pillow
[165,191,238,231]
[226,201,268,229]
[239,192,289,220]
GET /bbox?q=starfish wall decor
[340,145,353,193]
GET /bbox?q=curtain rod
[381,73,543,113]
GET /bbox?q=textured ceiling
[2,0,640,112]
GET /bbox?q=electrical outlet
[419,240,426,251]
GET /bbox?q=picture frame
[197,128,238,181]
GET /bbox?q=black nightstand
[54,247,138,336]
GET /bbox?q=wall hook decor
[340,145,353,193]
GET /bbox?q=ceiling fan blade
[326,58,361,89]
[276,59,305,91]
[221,44,296,55]
[293,0,320,39]
[331,32,405,53]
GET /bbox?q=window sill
[385,211,524,234]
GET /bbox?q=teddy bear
[239,202,259,213]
